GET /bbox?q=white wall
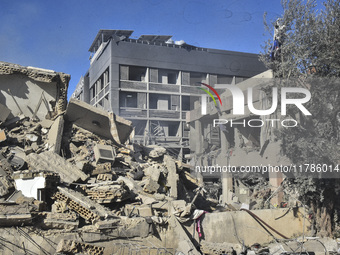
[14,176,46,200]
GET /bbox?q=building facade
[72,29,267,160]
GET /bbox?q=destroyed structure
[72,29,267,161]
[187,70,290,205]
[0,60,339,254]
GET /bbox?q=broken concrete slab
[46,115,64,154]
[143,145,166,158]
[143,178,160,194]
[56,239,105,255]
[55,186,115,222]
[65,99,112,139]
[125,204,153,217]
[84,184,131,203]
[92,162,112,175]
[108,112,134,144]
[94,218,120,230]
[164,155,178,199]
[0,203,32,226]
[26,151,88,183]
[41,212,79,230]
[65,98,133,144]
[117,176,142,192]
[168,215,201,255]
[0,175,14,197]
[0,103,11,123]
[39,119,54,129]
[118,216,151,238]
[200,240,242,255]
[143,164,161,182]
[201,208,311,246]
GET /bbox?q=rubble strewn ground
[0,96,212,254]
[0,62,339,254]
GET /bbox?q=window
[103,94,110,111]
[129,66,147,81]
[190,72,207,86]
[91,86,96,100]
[182,96,190,111]
[149,94,170,110]
[103,68,109,86]
[158,69,178,84]
[183,122,190,138]
[131,120,147,136]
[168,122,180,136]
[150,121,180,137]
[120,92,137,108]
[217,75,233,84]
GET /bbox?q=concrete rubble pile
[0,91,217,254]
[0,62,338,255]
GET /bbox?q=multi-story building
[72,29,266,160]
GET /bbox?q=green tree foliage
[261,0,340,236]
[262,0,340,78]
[261,0,340,167]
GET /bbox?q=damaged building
[0,63,338,253]
[0,61,69,122]
[72,29,267,161]
[187,70,290,206]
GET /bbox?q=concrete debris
[13,170,59,201]
[143,145,167,158]
[84,183,131,203]
[0,64,335,254]
[0,129,6,143]
[200,240,242,255]
[143,178,160,194]
[56,239,105,255]
[66,98,133,144]
[0,203,32,226]
[0,175,14,197]
[0,103,11,123]
[46,115,64,154]
[144,164,162,181]
[55,186,114,222]
[41,212,79,230]
[26,151,88,183]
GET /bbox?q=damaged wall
[200,208,311,246]
[0,61,70,121]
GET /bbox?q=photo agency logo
[196,82,223,115]
[196,82,312,128]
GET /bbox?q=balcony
[149,83,180,93]
[119,108,147,118]
[181,85,204,95]
[149,109,180,119]
[120,80,147,90]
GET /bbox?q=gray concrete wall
[199,208,311,246]
[88,42,112,87]
[110,62,120,114]
[109,41,266,77]
[0,73,58,120]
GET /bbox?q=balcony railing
[149,109,180,119]
[120,80,147,90]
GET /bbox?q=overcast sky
[0,0,320,99]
